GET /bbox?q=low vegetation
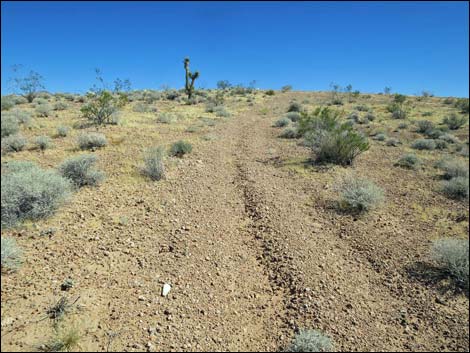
[432,238,469,290]
[335,175,384,213]
[287,329,334,352]
[59,154,105,188]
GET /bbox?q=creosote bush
[1,161,72,228]
[1,134,27,153]
[1,113,19,137]
[287,329,334,352]
[1,237,23,272]
[81,91,123,125]
[59,154,104,188]
[142,146,165,181]
[77,132,107,150]
[443,113,467,130]
[432,238,469,289]
[335,175,384,213]
[35,104,52,117]
[169,140,192,157]
[287,102,302,112]
[416,120,434,134]
[57,126,70,137]
[395,154,420,169]
[35,136,52,151]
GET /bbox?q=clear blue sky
[1,1,469,97]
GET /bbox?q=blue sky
[1,1,469,96]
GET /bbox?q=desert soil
[1,92,469,352]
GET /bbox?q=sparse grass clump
[157,112,175,124]
[395,154,420,169]
[1,237,22,272]
[77,132,107,150]
[38,325,80,352]
[441,177,469,200]
[35,136,52,151]
[287,102,302,112]
[412,138,436,150]
[142,146,165,181]
[287,329,334,352]
[213,106,230,117]
[436,159,469,179]
[57,126,70,137]
[335,175,384,213]
[169,140,192,157]
[443,113,467,130]
[1,134,27,153]
[1,161,72,228]
[274,117,290,127]
[432,238,469,289]
[59,154,104,188]
[35,104,53,117]
[133,102,153,113]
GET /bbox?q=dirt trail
[2,96,468,352]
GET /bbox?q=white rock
[162,283,171,297]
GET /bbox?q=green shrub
[398,122,408,129]
[416,120,434,134]
[1,161,72,228]
[412,139,436,150]
[169,140,192,157]
[373,133,387,141]
[443,113,467,130]
[395,153,420,169]
[287,329,334,352]
[281,85,292,92]
[432,238,469,289]
[1,113,19,137]
[274,117,290,127]
[77,132,107,150]
[80,91,121,125]
[35,136,52,151]
[9,109,32,126]
[454,98,469,114]
[1,134,27,153]
[364,113,376,122]
[441,177,469,200]
[59,154,104,188]
[287,102,302,112]
[297,107,341,136]
[439,133,460,144]
[386,138,400,146]
[286,112,301,122]
[335,175,384,213]
[133,102,153,113]
[213,106,230,117]
[434,139,448,150]
[280,127,299,139]
[53,101,69,111]
[355,104,370,112]
[57,126,70,137]
[265,89,275,96]
[35,104,52,117]
[347,112,360,123]
[422,111,433,117]
[142,146,165,181]
[436,159,469,179]
[1,237,22,272]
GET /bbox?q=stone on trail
[162,283,171,297]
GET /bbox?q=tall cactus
[183,57,199,99]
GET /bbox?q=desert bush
[13,96,28,105]
[436,159,469,179]
[373,133,387,141]
[157,112,175,124]
[281,85,292,92]
[265,90,275,96]
[57,126,70,137]
[398,122,408,129]
[412,139,436,150]
[1,113,19,137]
[287,102,302,112]
[213,106,230,117]
[424,128,445,139]
[9,109,32,126]
[1,237,22,272]
[386,138,400,146]
[441,177,469,200]
[287,329,334,352]
[1,161,71,228]
[422,111,433,117]
[395,153,420,169]
[59,154,104,188]
[133,102,152,113]
[443,113,467,130]
[434,139,448,150]
[443,97,455,105]
[274,117,290,127]
[35,104,52,117]
[142,146,165,181]
[1,134,27,153]
[1,97,15,111]
[39,324,81,352]
[347,111,360,123]
[391,108,407,119]
[416,120,434,134]
[35,136,52,151]
[286,112,301,122]
[77,132,107,150]
[335,175,384,213]
[53,101,68,111]
[169,140,192,157]
[454,98,469,114]
[280,127,299,139]
[80,91,122,125]
[432,238,469,289]
[457,144,469,157]
[364,113,376,122]
[439,133,460,144]
[33,97,48,106]
[355,104,370,112]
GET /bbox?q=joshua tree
[183,57,199,99]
